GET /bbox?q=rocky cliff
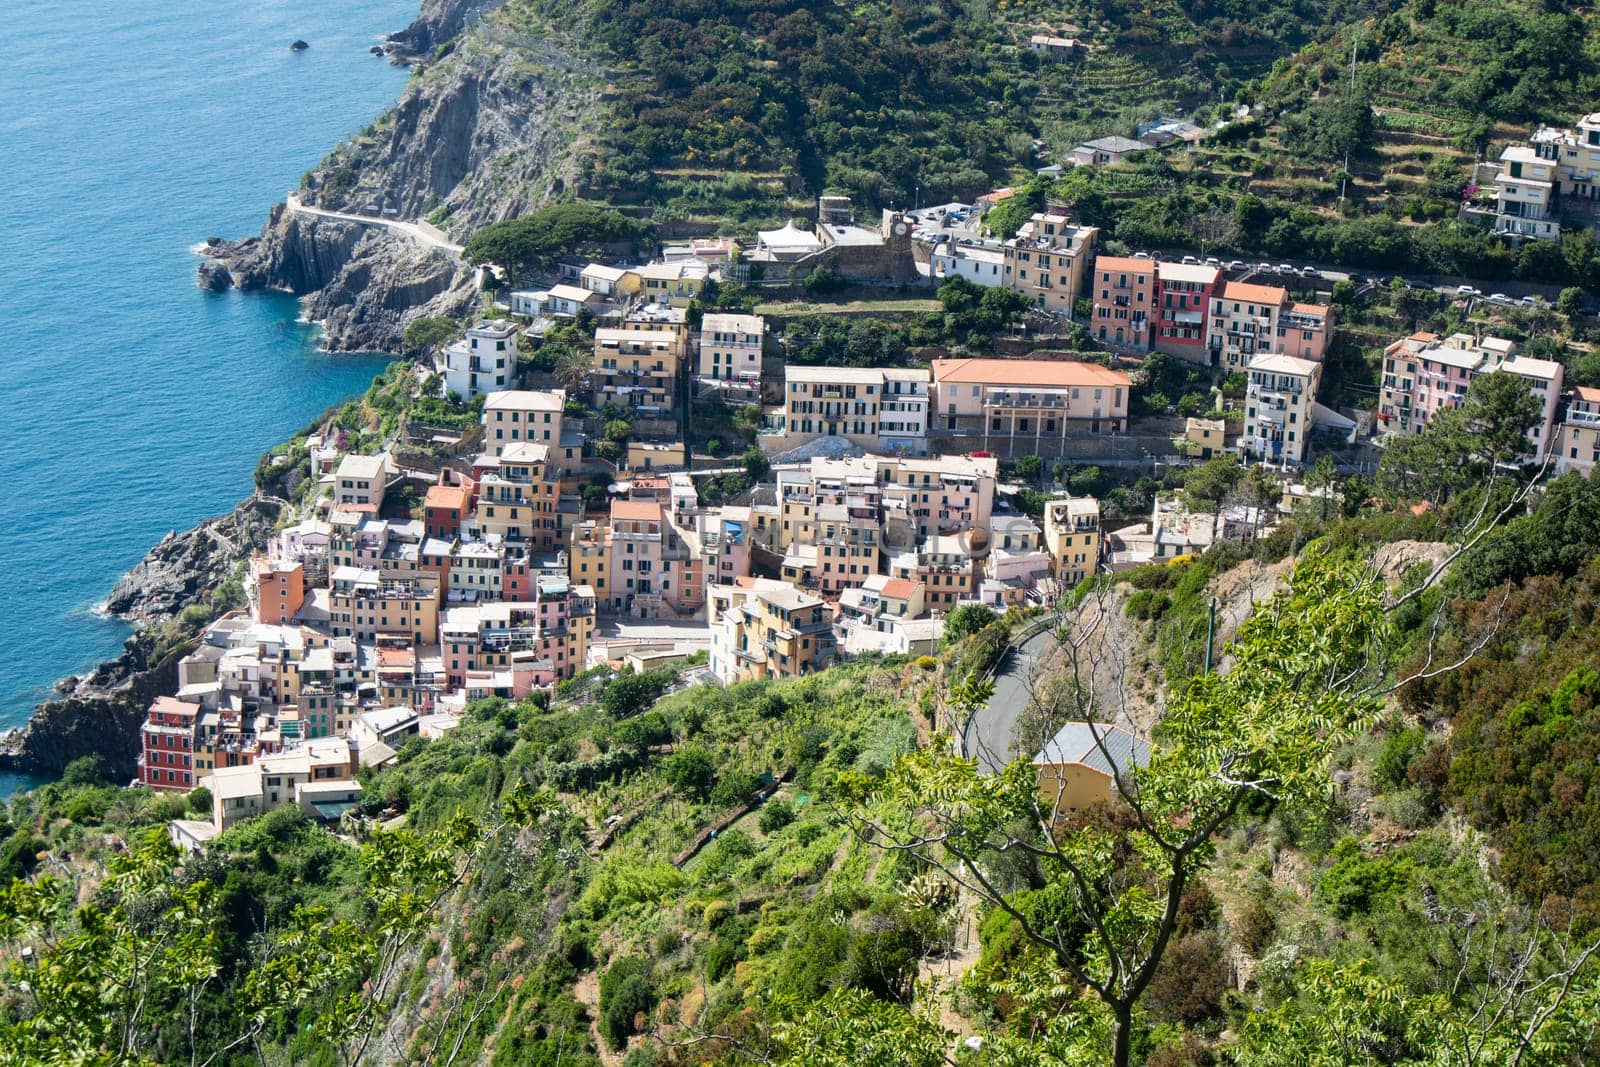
[1,496,285,778]
[205,2,600,352]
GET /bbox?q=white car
[1182,255,1199,264]
[1456,285,1480,297]
[1133,251,1152,260]
[1488,293,1514,306]
[1277,263,1295,275]
[1204,257,1221,267]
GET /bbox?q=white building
[698,313,765,383]
[1242,354,1321,464]
[931,239,1006,286]
[441,320,518,400]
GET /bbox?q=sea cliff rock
[384,0,509,62]
[205,8,597,352]
[1,496,285,778]
[197,260,233,292]
[103,495,284,624]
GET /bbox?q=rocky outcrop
[0,631,192,781]
[384,0,509,62]
[206,10,598,351]
[206,210,475,350]
[103,495,285,624]
[3,495,284,779]
[197,260,233,292]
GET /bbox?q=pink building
[1379,332,1563,456]
[1207,283,1334,370]
[1090,255,1157,350]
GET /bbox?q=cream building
[1242,354,1321,464]
[931,358,1130,452]
[1001,213,1098,316]
[775,366,930,454]
[1043,495,1101,584]
[698,313,765,384]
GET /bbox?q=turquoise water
[0,0,417,795]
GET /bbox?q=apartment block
[775,365,930,454]
[1152,262,1221,362]
[931,358,1130,452]
[441,320,519,400]
[1555,387,1600,475]
[1089,255,1156,350]
[1043,495,1101,585]
[482,389,568,458]
[1242,354,1321,464]
[1379,332,1563,455]
[708,578,836,684]
[1001,212,1099,316]
[1208,282,1332,369]
[698,313,765,384]
[592,328,682,414]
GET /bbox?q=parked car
[1257,262,1273,273]
[1182,255,1199,264]
[1488,293,1514,306]
[1133,251,1152,259]
[1204,256,1221,267]
[1520,295,1542,308]
[1301,265,1320,278]
[1277,263,1295,275]
[1456,285,1480,297]
[1224,260,1243,271]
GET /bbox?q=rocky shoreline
[0,496,286,781]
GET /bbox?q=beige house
[1182,416,1227,459]
[698,312,765,384]
[1042,495,1101,584]
[333,453,389,511]
[579,263,642,299]
[708,578,836,684]
[775,365,930,453]
[1001,213,1098,317]
[931,358,1130,448]
[1033,721,1150,821]
[635,261,707,307]
[1208,282,1332,370]
[482,389,567,458]
[1555,386,1600,475]
[593,328,683,413]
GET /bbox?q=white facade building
[441,321,518,401]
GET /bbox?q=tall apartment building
[441,320,519,400]
[1089,255,1156,349]
[698,313,765,384]
[1001,212,1099,316]
[1152,262,1221,362]
[930,358,1130,454]
[1379,332,1563,455]
[592,328,683,414]
[1208,282,1333,369]
[482,389,567,458]
[1242,354,1321,464]
[775,365,930,454]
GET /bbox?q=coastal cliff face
[2,497,284,778]
[207,3,598,352]
[384,0,511,61]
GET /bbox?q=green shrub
[599,955,656,1049]
[758,799,795,834]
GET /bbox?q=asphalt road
[962,625,1058,774]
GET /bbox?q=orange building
[252,558,305,626]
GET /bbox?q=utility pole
[1203,596,1218,674]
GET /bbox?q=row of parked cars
[1128,250,1324,279]
[1455,285,1547,309]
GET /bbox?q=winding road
[961,624,1058,774]
[283,194,463,256]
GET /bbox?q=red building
[1152,262,1221,364]
[424,481,472,541]
[138,696,201,791]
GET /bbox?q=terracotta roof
[611,500,663,522]
[150,696,200,717]
[1290,303,1328,317]
[1093,256,1156,276]
[1221,281,1287,305]
[425,484,469,510]
[879,577,919,600]
[1574,386,1600,403]
[376,646,415,667]
[932,358,1131,389]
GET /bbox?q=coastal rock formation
[196,260,233,292]
[384,0,509,62]
[4,495,284,778]
[103,495,284,624]
[206,6,597,352]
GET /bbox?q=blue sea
[0,0,417,795]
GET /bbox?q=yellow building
[1182,417,1227,460]
[568,520,613,607]
[469,442,562,551]
[1032,721,1150,821]
[593,328,682,413]
[1043,495,1101,585]
[327,568,440,645]
[635,261,708,307]
[709,578,837,684]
